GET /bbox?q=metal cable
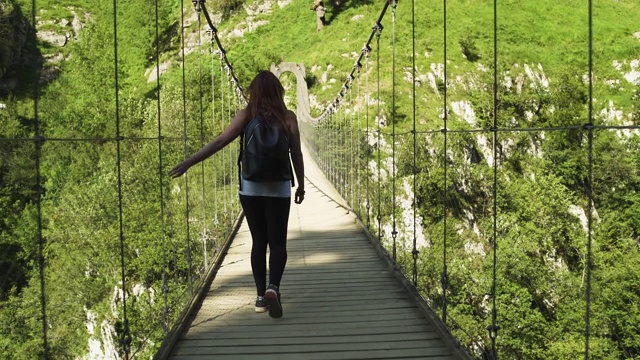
[210,32,220,249]
[487,0,499,357]
[196,6,208,271]
[180,0,194,297]
[30,0,49,356]
[349,81,355,208]
[112,0,132,355]
[391,0,398,262]
[442,0,449,328]
[154,0,169,334]
[585,0,594,357]
[365,47,371,227]
[375,21,382,243]
[411,0,419,287]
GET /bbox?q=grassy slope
[212,0,639,129]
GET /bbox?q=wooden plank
[174,339,449,355]
[177,331,439,347]
[170,347,457,360]
[166,145,467,360]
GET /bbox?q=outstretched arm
[286,110,305,204]
[169,108,249,178]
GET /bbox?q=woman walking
[169,70,305,318]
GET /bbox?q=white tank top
[239,176,291,198]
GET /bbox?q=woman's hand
[169,159,192,179]
[294,187,305,204]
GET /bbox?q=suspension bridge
[2,0,640,359]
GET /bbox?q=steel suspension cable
[112,0,132,355]
[154,0,169,334]
[411,0,418,287]
[219,56,228,220]
[349,79,355,207]
[209,33,219,243]
[391,0,398,262]
[180,0,194,297]
[488,0,499,357]
[226,69,232,226]
[336,93,348,194]
[585,0,594,357]
[30,0,48,356]
[375,21,382,243]
[196,8,209,271]
[365,47,371,227]
[355,64,362,218]
[232,78,240,210]
[442,0,449,328]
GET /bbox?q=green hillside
[1,0,639,358]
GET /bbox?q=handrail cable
[112,0,132,356]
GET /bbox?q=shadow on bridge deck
[166,144,467,360]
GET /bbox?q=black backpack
[238,115,294,188]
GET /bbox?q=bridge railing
[300,0,640,359]
[0,1,245,359]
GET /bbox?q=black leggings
[239,195,291,296]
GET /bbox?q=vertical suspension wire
[442,0,449,327]
[196,7,208,271]
[226,69,232,225]
[328,111,332,182]
[391,0,398,262]
[218,55,227,222]
[30,0,48,356]
[180,0,194,297]
[337,98,342,195]
[209,34,219,247]
[375,22,382,242]
[232,79,240,210]
[349,79,355,208]
[112,0,131,355]
[584,0,594,358]
[331,107,336,186]
[355,64,362,218]
[488,0,499,357]
[154,0,169,334]
[328,110,333,184]
[365,47,371,227]
[341,95,347,197]
[411,0,419,287]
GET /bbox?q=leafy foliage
[1,0,640,359]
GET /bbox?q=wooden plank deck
[169,146,466,360]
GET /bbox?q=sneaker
[264,285,282,318]
[255,296,268,313]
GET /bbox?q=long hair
[246,71,288,133]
